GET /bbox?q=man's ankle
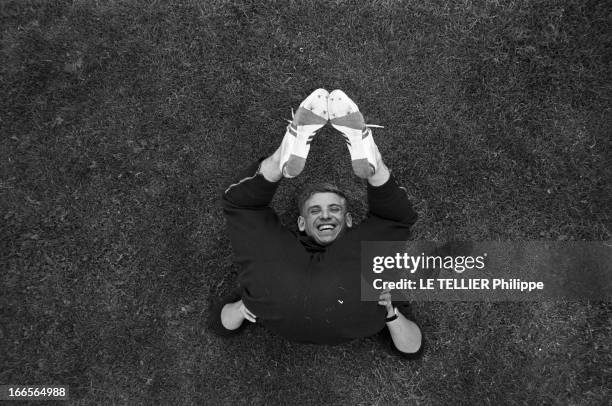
[368,163,390,186]
[260,152,282,182]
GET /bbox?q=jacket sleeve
[222,159,292,265]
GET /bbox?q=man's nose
[320,210,332,220]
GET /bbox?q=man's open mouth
[317,224,336,231]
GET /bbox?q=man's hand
[378,289,394,318]
[239,300,257,323]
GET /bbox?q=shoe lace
[285,108,296,124]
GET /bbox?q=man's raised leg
[327,90,391,185]
[216,146,282,333]
[213,89,329,334]
[329,90,421,354]
[279,88,329,178]
[329,89,384,179]
[258,145,283,183]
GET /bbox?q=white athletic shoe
[279,88,329,178]
[328,90,383,178]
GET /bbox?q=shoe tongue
[330,111,365,130]
[293,106,328,126]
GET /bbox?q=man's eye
[310,209,320,214]
[330,207,341,213]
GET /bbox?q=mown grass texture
[1,0,611,404]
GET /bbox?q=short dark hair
[296,183,349,215]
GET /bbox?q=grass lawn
[1,0,610,404]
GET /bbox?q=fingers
[378,289,391,299]
[378,298,392,307]
[378,289,392,307]
[239,303,257,323]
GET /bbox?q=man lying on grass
[208,89,422,357]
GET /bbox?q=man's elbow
[395,333,422,354]
[391,324,423,358]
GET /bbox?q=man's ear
[297,216,306,231]
[345,212,353,228]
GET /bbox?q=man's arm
[379,291,422,354]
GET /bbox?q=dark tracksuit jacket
[222,160,418,345]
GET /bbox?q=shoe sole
[329,90,375,178]
[282,89,329,178]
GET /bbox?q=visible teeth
[318,225,334,231]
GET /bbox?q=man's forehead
[305,192,346,207]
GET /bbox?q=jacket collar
[298,232,327,252]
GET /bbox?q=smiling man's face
[298,192,352,245]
